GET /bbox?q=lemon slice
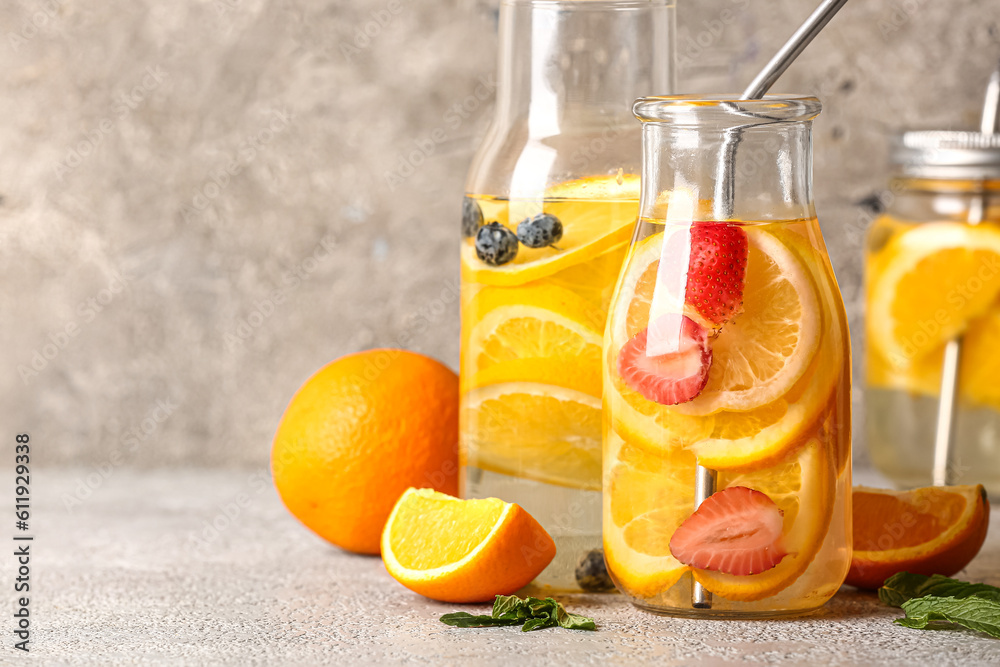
[461,382,602,490]
[868,222,1000,370]
[463,283,605,375]
[462,175,639,287]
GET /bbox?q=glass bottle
[459,0,675,591]
[603,95,852,616]
[866,131,1000,495]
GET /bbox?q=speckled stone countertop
[6,468,1000,665]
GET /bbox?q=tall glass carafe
[459,0,674,590]
[603,96,851,616]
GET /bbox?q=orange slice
[869,307,1000,412]
[607,227,821,416]
[462,283,605,376]
[693,438,835,601]
[381,488,556,603]
[604,435,832,601]
[605,225,843,471]
[846,484,990,590]
[867,221,1000,372]
[605,360,716,453]
[603,435,694,598]
[686,311,841,471]
[606,290,841,471]
[461,382,602,490]
[462,175,639,287]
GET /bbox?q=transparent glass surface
[460,0,675,591]
[603,96,852,616]
[865,179,1000,495]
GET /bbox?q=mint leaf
[521,617,555,632]
[439,612,519,628]
[898,596,1000,638]
[880,573,1000,608]
[492,595,528,620]
[440,595,596,632]
[879,572,934,607]
[557,609,597,631]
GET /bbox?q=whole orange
[272,349,459,554]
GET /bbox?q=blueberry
[461,197,484,238]
[575,549,614,592]
[475,222,519,265]
[516,213,563,248]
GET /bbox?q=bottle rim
[632,95,822,126]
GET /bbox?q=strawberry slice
[617,314,712,406]
[682,222,749,327]
[669,486,788,576]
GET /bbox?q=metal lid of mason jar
[891,130,1000,179]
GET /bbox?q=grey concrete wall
[2,0,998,466]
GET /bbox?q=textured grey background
[2,0,999,467]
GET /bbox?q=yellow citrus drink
[459,175,639,590]
[866,213,1000,494]
[603,216,852,616]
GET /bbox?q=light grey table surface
[3,467,999,666]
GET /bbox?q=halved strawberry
[682,222,748,327]
[617,314,712,406]
[669,486,788,576]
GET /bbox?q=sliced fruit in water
[603,435,694,598]
[609,227,821,416]
[463,283,604,375]
[686,311,842,471]
[604,436,832,601]
[693,438,834,601]
[617,314,712,406]
[682,221,749,328]
[869,307,1000,412]
[679,227,821,415]
[381,488,556,603]
[461,175,639,287]
[466,357,602,398]
[606,361,716,453]
[847,484,990,590]
[669,486,788,576]
[461,382,602,491]
[868,222,1000,372]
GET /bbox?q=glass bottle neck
[638,129,816,225]
[494,0,674,138]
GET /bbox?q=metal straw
[692,0,850,610]
[931,62,1000,487]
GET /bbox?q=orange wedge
[381,488,556,603]
[846,484,990,590]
